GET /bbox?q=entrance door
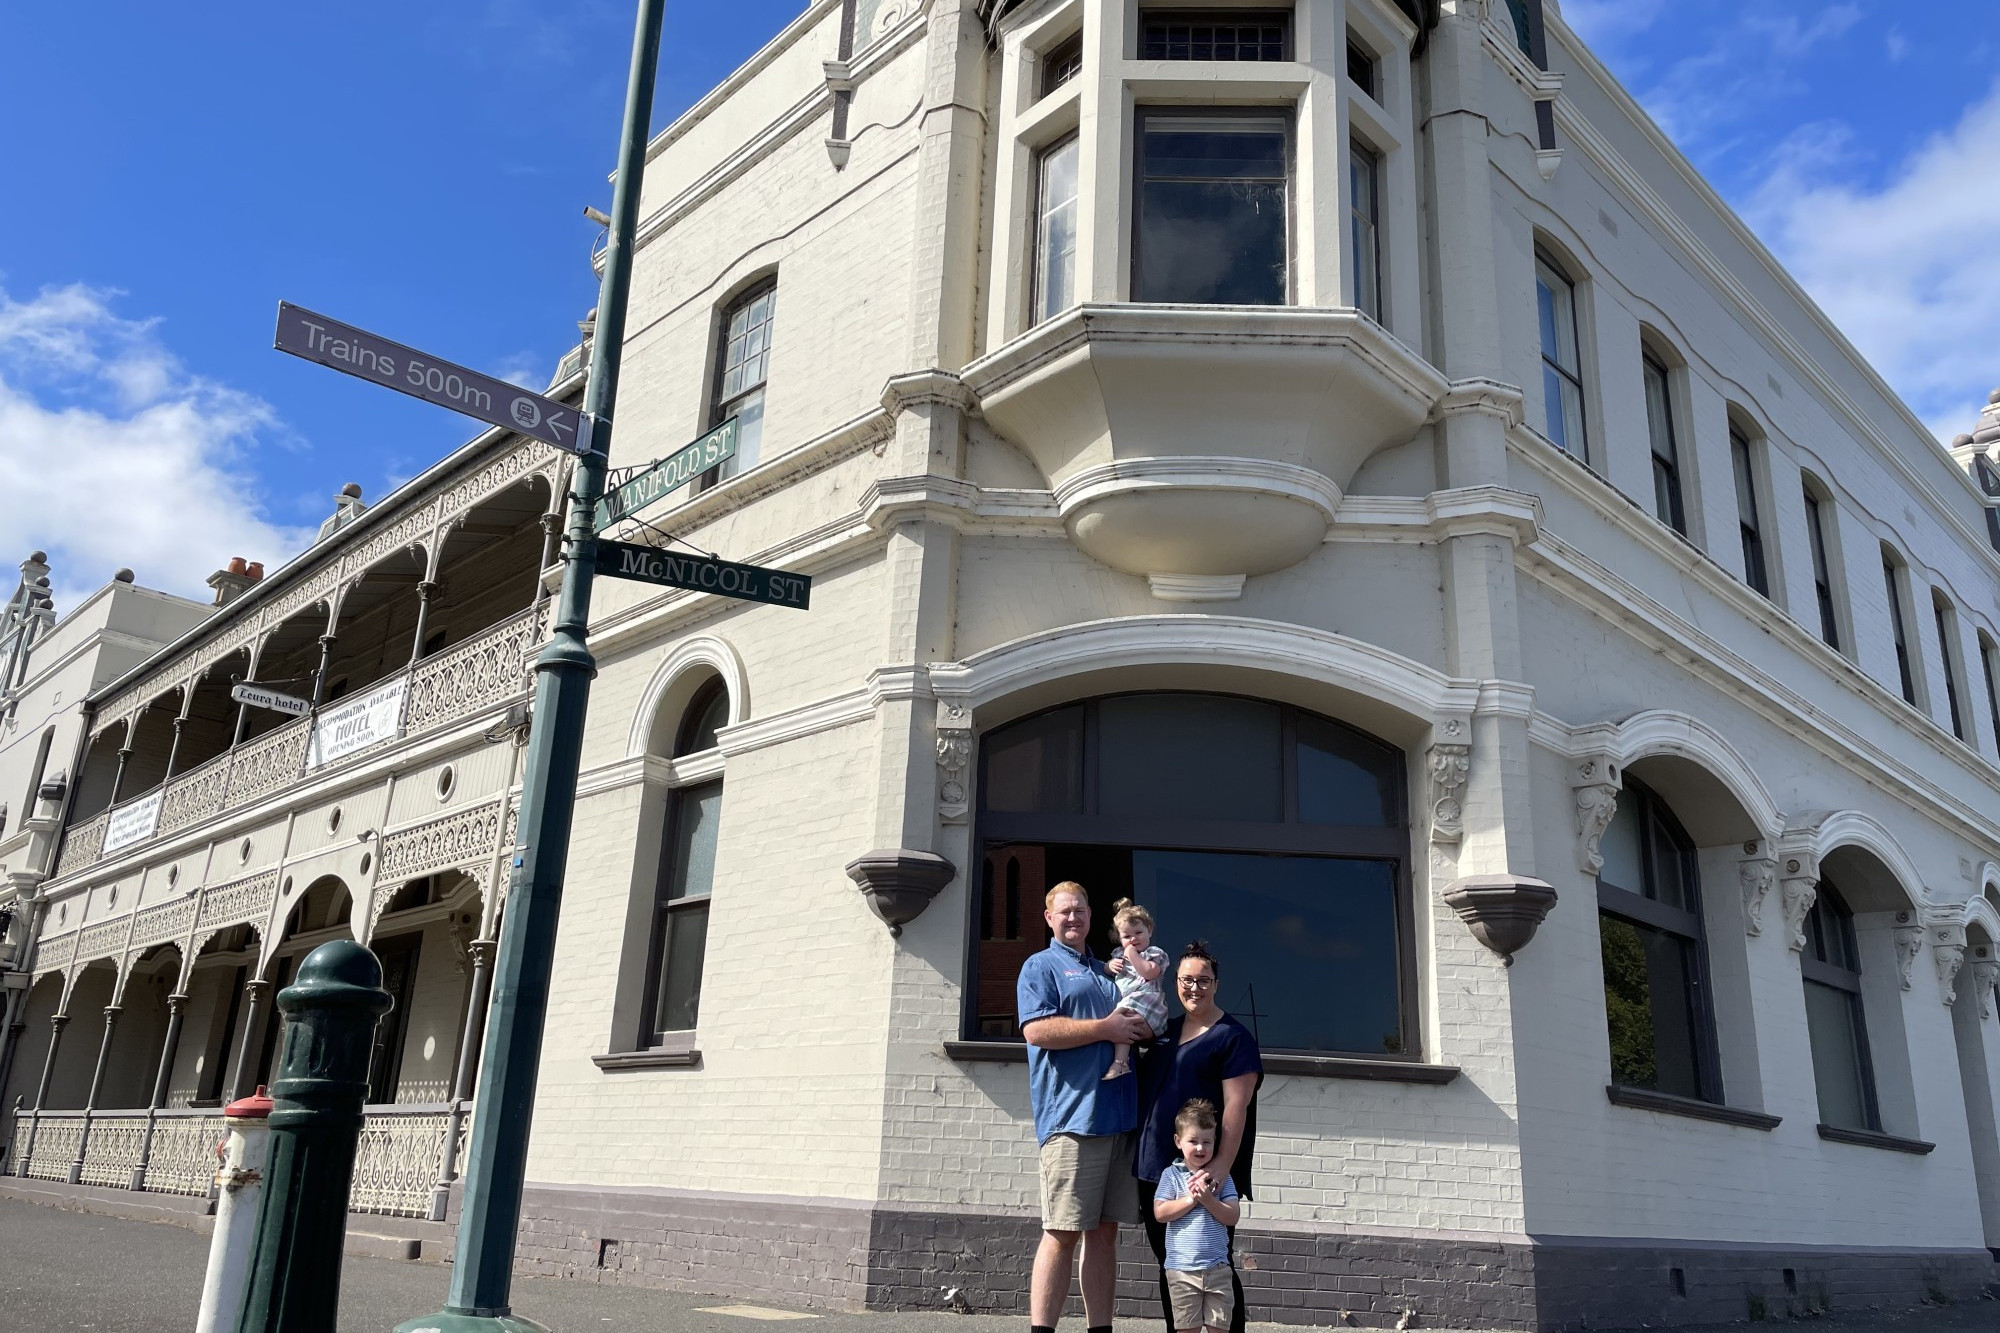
[366,934,421,1106]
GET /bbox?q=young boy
[1152,1098,1242,1333]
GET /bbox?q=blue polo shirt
[1017,939,1138,1144]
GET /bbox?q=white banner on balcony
[102,790,164,855]
[307,676,409,772]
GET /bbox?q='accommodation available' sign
[307,676,410,771]
[102,790,164,855]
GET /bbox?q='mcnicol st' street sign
[274,302,590,455]
[594,539,810,610]
[594,417,737,531]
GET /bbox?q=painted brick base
[506,1184,1998,1329]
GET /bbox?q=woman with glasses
[1134,941,1264,1333]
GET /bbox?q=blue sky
[2,1,1996,609]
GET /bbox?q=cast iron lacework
[349,1106,458,1217]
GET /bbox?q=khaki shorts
[1038,1131,1140,1232]
[1167,1264,1236,1330]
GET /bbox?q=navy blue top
[1135,1012,1263,1195]
[1017,939,1139,1144]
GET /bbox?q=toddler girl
[1104,898,1169,1079]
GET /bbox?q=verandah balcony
[54,605,544,878]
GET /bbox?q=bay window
[1134,111,1289,306]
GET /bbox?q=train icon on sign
[510,397,543,430]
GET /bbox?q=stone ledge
[1816,1122,1935,1155]
[592,1046,701,1071]
[943,1041,1460,1083]
[1605,1084,1782,1129]
[1261,1054,1461,1083]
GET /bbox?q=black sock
[1032,1325,1056,1333]
[1088,1325,1113,1333]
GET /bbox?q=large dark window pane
[982,705,1083,813]
[1098,695,1280,823]
[653,902,710,1033]
[1138,850,1401,1053]
[1137,115,1287,305]
[1804,979,1871,1130]
[992,842,1401,1054]
[1600,911,1702,1098]
[666,782,723,902]
[1296,713,1395,827]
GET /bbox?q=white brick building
[8,1,2000,1326]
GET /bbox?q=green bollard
[234,940,393,1333]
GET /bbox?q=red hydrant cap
[223,1085,275,1119]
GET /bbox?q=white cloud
[492,351,544,389]
[0,284,314,614]
[1745,82,2000,437]
[1633,4,1862,151]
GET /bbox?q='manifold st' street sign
[594,418,738,531]
[594,539,810,610]
[274,302,590,455]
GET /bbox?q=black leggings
[1138,1178,1245,1333]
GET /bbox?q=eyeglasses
[1177,976,1216,991]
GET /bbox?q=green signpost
[593,417,737,530]
[594,539,811,610]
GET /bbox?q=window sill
[1263,1054,1459,1083]
[942,1042,1459,1084]
[592,1045,701,1071]
[943,1040,1027,1063]
[1606,1084,1780,1130]
[1817,1123,1934,1155]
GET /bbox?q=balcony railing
[53,606,541,879]
[4,1103,467,1218]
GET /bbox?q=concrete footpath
[2,1195,1996,1333]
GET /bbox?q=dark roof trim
[978,1,1440,52]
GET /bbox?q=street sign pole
[395,2,665,1330]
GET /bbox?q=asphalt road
[2,1196,1996,1333]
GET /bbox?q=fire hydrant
[194,1085,274,1333]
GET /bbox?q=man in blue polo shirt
[1018,882,1153,1333]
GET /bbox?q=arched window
[1801,880,1880,1133]
[643,678,729,1042]
[1597,777,1720,1102]
[969,693,1413,1056]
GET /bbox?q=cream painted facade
[8,0,2000,1326]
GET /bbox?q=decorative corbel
[1427,736,1470,859]
[935,699,972,825]
[846,849,956,937]
[1933,921,1968,1007]
[1779,855,1818,953]
[1969,943,1999,1020]
[1893,911,1925,991]
[1738,853,1776,936]
[1572,756,1620,876]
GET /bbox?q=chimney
[207,555,259,607]
[316,483,368,544]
